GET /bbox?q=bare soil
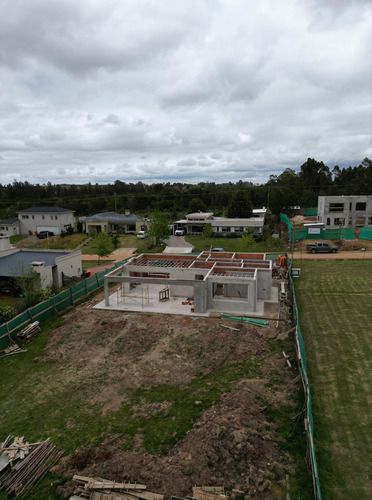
[41,293,302,499]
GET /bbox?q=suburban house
[17,206,75,235]
[317,195,372,229]
[82,210,145,234]
[174,209,266,236]
[0,236,82,294]
[101,251,277,316]
[0,218,20,236]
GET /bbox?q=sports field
[294,260,372,500]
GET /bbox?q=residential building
[0,235,82,293]
[17,206,75,235]
[102,251,277,316]
[174,209,266,236]
[0,218,20,236]
[317,195,372,229]
[82,211,145,234]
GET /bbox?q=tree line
[0,158,370,219]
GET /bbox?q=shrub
[0,306,18,325]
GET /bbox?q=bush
[0,306,18,325]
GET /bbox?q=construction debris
[16,321,41,343]
[71,475,164,500]
[69,478,227,500]
[220,313,270,328]
[0,437,63,499]
[1,344,27,356]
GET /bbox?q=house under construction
[101,251,278,316]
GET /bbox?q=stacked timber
[1,344,27,356]
[0,437,63,499]
[16,321,41,343]
[192,487,228,500]
[71,476,164,500]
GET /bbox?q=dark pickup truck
[306,242,338,254]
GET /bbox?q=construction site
[97,252,280,317]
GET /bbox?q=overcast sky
[0,0,371,186]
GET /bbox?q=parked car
[137,230,147,239]
[37,231,54,239]
[305,242,338,254]
[174,229,185,236]
[211,248,224,252]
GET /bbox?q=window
[221,226,231,232]
[55,216,58,220]
[42,215,45,220]
[368,217,372,225]
[355,202,366,211]
[326,218,331,226]
[0,227,4,230]
[32,215,35,219]
[127,224,135,231]
[356,216,365,227]
[349,202,352,210]
[51,216,53,220]
[21,215,29,219]
[334,218,345,226]
[329,203,344,212]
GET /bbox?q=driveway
[163,235,194,254]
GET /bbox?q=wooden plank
[86,481,147,491]
[192,488,227,500]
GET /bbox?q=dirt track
[293,250,372,260]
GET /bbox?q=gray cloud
[0,0,370,185]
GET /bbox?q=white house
[17,206,75,236]
[82,210,145,234]
[0,218,20,236]
[174,210,266,236]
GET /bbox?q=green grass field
[185,235,286,253]
[294,260,372,500]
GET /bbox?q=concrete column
[193,281,207,313]
[104,278,110,306]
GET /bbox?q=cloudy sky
[0,0,371,185]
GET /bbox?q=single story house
[0,218,20,236]
[17,206,75,235]
[102,251,276,315]
[174,210,266,236]
[82,210,145,234]
[0,236,81,293]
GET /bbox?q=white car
[174,229,185,236]
[137,230,147,239]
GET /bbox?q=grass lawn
[81,234,138,254]
[9,235,27,244]
[294,260,372,500]
[186,235,286,253]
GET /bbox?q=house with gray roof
[0,236,82,293]
[17,206,75,236]
[0,218,20,236]
[82,210,145,234]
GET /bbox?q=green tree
[227,190,253,218]
[147,210,170,246]
[236,228,255,251]
[203,223,213,238]
[13,262,42,308]
[188,198,207,213]
[91,231,114,263]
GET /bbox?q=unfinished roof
[127,251,271,275]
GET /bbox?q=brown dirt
[292,238,372,260]
[41,293,300,499]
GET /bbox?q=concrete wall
[32,263,54,288]
[18,211,74,235]
[256,269,272,299]
[206,277,257,313]
[55,251,82,287]
[318,195,372,229]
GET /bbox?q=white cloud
[0,0,370,185]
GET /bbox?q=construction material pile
[16,321,41,343]
[70,477,228,500]
[0,436,63,499]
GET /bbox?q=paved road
[163,235,194,253]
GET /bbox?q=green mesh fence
[359,226,372,240]
[280,214,355,241]
[289,259,322,500]
[303,208,318,216]
[0,258,130,351]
